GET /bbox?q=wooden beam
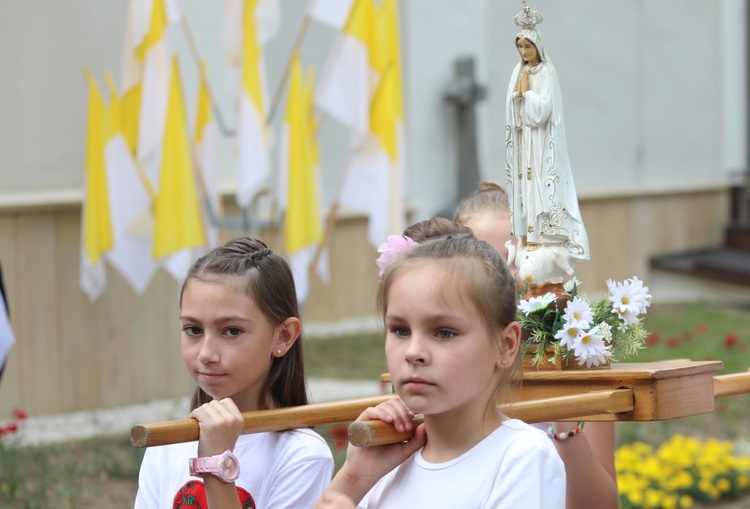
[131,360,726,448]
[349,388,634,447]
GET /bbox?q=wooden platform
[382,359,724,422]
[515,359,723,421]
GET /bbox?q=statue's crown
[514,1,543,29]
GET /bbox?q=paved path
[4,377,384,447]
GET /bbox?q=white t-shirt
[358,419,565,509]
[134,428,333,509]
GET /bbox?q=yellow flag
[194,64,212,144]
[121,82,141,155]
[242,0,265,118]
[152,57,205,258]
[136,0,168,61]
[315,0,376,134]
[370,0,402,162]
[83,69,113,263]
[284,53,322,254]
[344,0,375,49]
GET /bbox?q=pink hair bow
[376,235,418,278]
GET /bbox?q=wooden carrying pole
[132,389,633,449]
[349,388,635,447]
[131,361,750,449]
[131,394,393,448]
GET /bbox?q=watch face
[220,454,240,480]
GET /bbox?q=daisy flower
[562,297,593,329]
[572,328,613,367]
[554,323,583,349]
[518,293,556,316]
[607,278,648,325]
[563,277,581,294]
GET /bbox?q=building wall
[0,187,729,416]
[0,1,745,416]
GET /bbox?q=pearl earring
[276,349,282,354]
[501,359,508,365]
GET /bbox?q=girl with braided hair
[135,237,333,509]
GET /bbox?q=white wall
[0,0,745,215]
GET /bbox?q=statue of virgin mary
[504,19,590,289]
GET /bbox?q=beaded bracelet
[547,421,585,440]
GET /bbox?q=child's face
[180,276,282,412]
[462,211,514,261]
[384,264,503,419]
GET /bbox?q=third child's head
[377,234,520,420]
[453,181,514,259]
[179,237,308,412]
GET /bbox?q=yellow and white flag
[338,0,407,246]
[153,57,206,281]
[194,64,221,250]
[308,0,355,29]
[128,0,183,189]
[80,70,113,301]
[279,53,325,303]
[101,71,159,294]
[235,0,280,208]
[314,0,376,135]
[120,0,149,155]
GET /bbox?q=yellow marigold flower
[679,494,694,508]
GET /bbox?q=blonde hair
[453,181,510,224]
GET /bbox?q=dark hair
[453,181,510,225]
[377,234,520,404]
[181,236,308,411]
[403,217,472,243]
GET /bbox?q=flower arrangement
[518,277,651,368]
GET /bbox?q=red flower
[4,423,17,433]
[330,426,348,438]
[724,333,741,348]
[696,323,708,335]
[646,332,660,346]
[666,337,681,348]
[12,408,27,420]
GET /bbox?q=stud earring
[276,349,282,354]
[501,359,508,365]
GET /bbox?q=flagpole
[266,13,313,125]
[178,15,235,136]
[305,141,361,287]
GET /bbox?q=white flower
[562,297,593,329]
[554,323,583,349]
[572,329,612,368]
[518,293,556,316]
[628,276,652,315]
[564,277,582,294]
[590,322,613,343]
[607,277,651,325]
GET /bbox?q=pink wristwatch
[189,450,240,483]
